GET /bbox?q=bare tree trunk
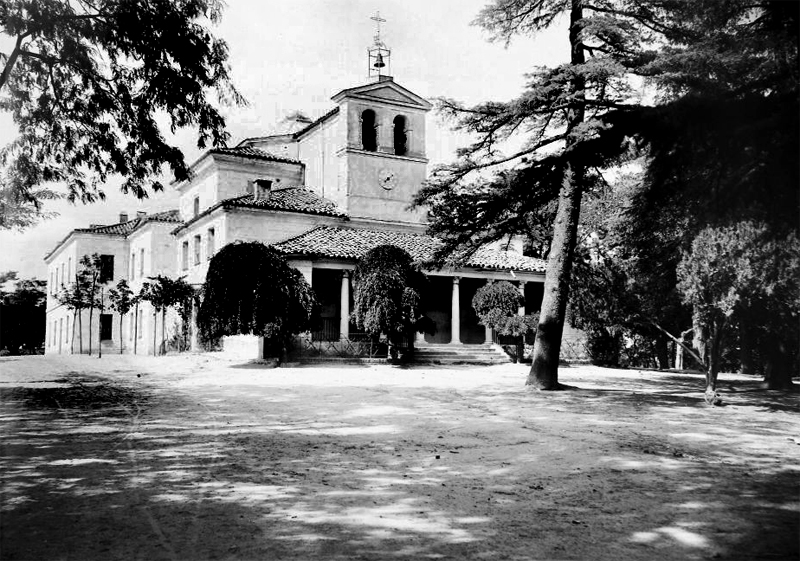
[71,309,77,354]
[119,314,124,354]
[739,321,754,375]
[161,309,166,356]
[763,338,795,390]
[133,302,139,355]
[655,335,670,370]
[78,308,83,353]
[88,305,93,356]
[527,0,585,391]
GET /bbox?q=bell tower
[368,12,391,81]
[327,14,432,224]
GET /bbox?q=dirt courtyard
[1,354,798,560]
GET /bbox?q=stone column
[450,276,461,345]
[339,270,350,340]
[517,281,526,316]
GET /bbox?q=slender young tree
[108,279,134,354]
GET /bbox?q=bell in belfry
[373,52,386,68]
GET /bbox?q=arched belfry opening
[361,109,377,152]
[393,115,407,156]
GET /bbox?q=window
[181,241,189,270]
[130,252,135,279]
[100,314,113,341]
[129,314,134,340]
[361,109,377,151]
[60,263,65,287]
[138,310,143,338]
[139,248,145,276]
[66,317,70,343]
[193,235,201,265]
[207,228,215,260]
[49,271,54,294]
[193,196,200,217]
[393,115,407,156]
[68,258,72,281]
[99,255,114,283]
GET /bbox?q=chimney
[136,211,146,219]
[254,179,273,200]
[119,212,128,223]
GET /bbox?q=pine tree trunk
[527,0,585,390]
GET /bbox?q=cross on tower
[371,11,386,46]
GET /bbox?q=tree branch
[650,321,706,369]
[0,34,25,91]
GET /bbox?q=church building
[43,26,585,361]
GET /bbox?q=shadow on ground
[1,368,798,560]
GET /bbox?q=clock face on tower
[378,168,398,191]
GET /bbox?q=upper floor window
[193,196,200,218]
[181,241,189,270]
[193,235,201,266]
[361,109,377,152]
[130,252,135,279]
[60,263,65,286]
[99,255,114,283]
[393,115,407,156]
[68,258,72,281]
[207,228,215,260]
[139,248,145,276]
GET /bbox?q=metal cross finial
[371,11,386,45]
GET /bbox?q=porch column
[450,276,461,345]
[517,281,526,316]
[339,270,350,340]
[483,279,493,344]
[190,297,200,351]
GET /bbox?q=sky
[0,0,570,280]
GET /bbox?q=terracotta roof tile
[224,188,348,218]
[74,209,181,236]
[209,146,302,165]
[273,226,546,272]
[45,210,181,261]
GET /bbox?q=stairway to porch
[412,343,511,365]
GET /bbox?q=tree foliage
[677,222,800,391]
[0,270,45,353]
[351,245,428,352]
[0,0,244,229]
[197,242,317,356]
[140,274,194,355]
[472,280,522,330]
[107,279,133,354]
[414,0,798,391]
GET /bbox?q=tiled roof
[45,210,181,261]
[172,187,348,234]
[294,107,340,139]
[273,226,546,272]
[223,188,348,218]
[74,209,181,236]
[209,146,302,165]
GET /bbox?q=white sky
[0,0,569,279]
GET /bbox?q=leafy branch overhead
[0,0,245,228]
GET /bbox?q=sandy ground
[0,354,798,561]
